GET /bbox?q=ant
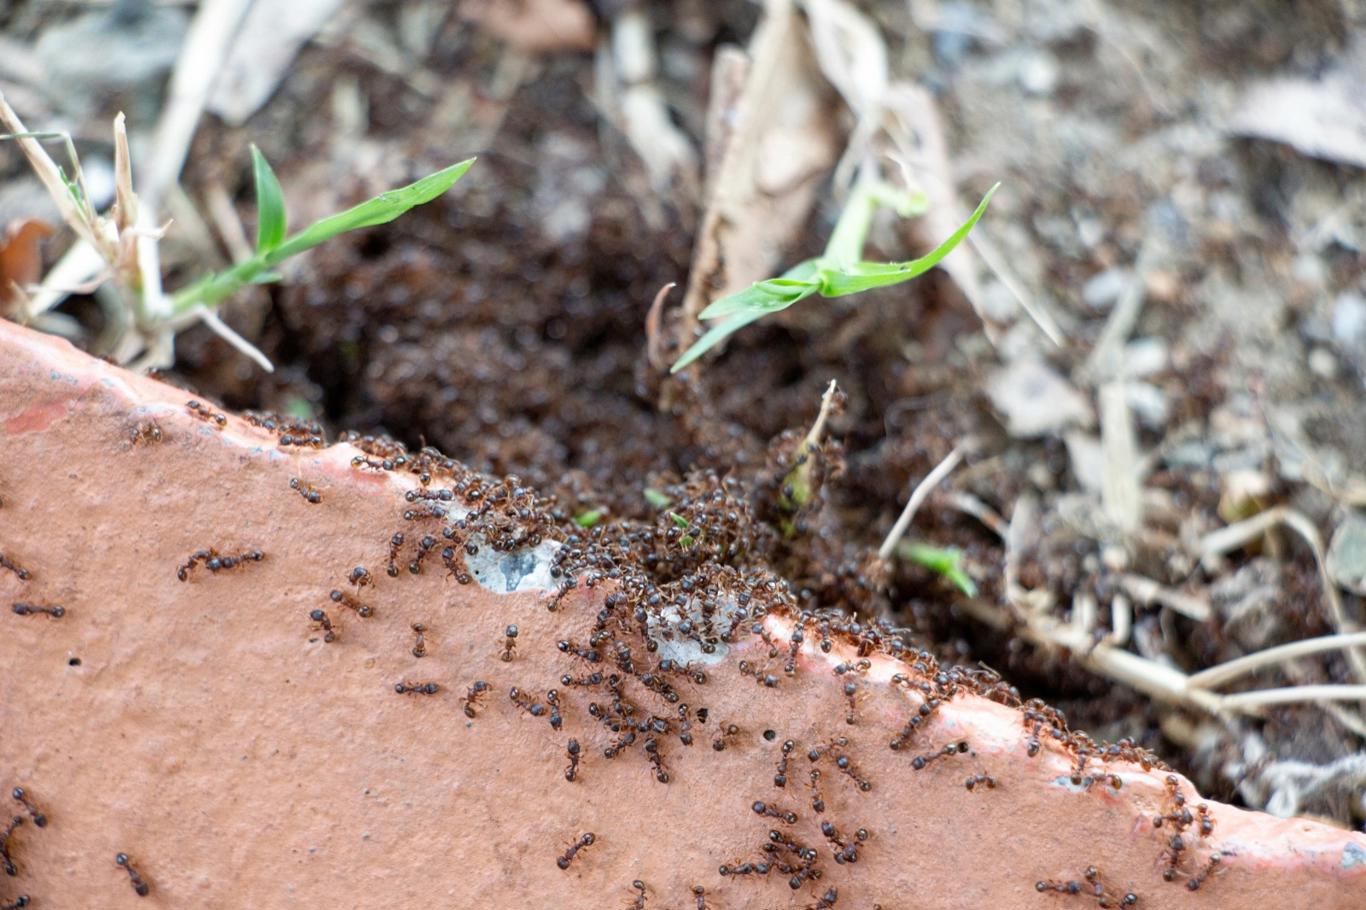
[889,696,943,751]
[0,554,30,581]
[509,687,545,718]
[964,774,997,791]
[1037,866,1138,907]
[711,722,740,752]
[808,769,825,814]
[462,681,490,718]
[556,832,595,870]
[1186,852,1223,891]
[2,815,22,875]
[501,625,519,661]
[176,548,263,581]
[774,739,795,786]
[394,681,439,695]
[644,737,669,783]
[309,610,336,643]
[564,739,581,782]
[692,885,707,909]
[348,566,372,588]
[128,421,163,445]
[625,879,647,909]
[386,532,406,577]
[329,589,373,619]
[115,852,150,896]
[9,792,42,828]
[546,690,564,730]
[910,741,969,770]
[186,400,227,428]
[1,895,29,909]
[411,623,427,658]
[752,801,798,824]
[738,660,779,688]
[810,886,839,909]
[11,603,64,619]
[289,478,322,504]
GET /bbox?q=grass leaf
[643,488,671,509]
[251,145,287,254]
[272,158,475,260]
[898,542,978,597]
[573,508,606,528]
[817,184,997,297]
[697,260,821,321]
[670,184,999,373]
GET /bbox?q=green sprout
[668,512,695,548]
[671,180,999,373]
[643,488,672,509]
[573,508,606,529]
[171,148,475,316]
[898,542,977,597]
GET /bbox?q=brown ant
[9,792,42,829]
[501,625,519,661]
[797,768,821,816]
[738,660,779,688]
[625,879,647,909]
[564,739,581,782]
[546,689,564,730]
[176,548,263,581]
[556,832,595,870]
[910,741,969,770]
[644,737,669,783]
[810,886,839,909]
[1186,852,1222,891]
[462,681,490,718]
[889,696,943,751]
[186,399,226,428]
[784,626,805,675]
[411,623,427,658]
[1161,834,1186,881]
[711,722,740,752]
[394,681,439,695]
[964,774,997,791]
[1037,865,1138,907]
[128,420,163,445]
[289,478,321,504]
[751,801,798,824]
[115,852,150,896]
[509,687,545,718]
[774,739,795,786]
[309,610,336,643]
[0,554,31,581]
[11,603,64,619]
[329,589,373,618]
[1,815,22,875]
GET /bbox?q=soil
[2,0,1363,829]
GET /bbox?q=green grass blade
[251,145,287,253]
[898,542,978,597]
[818,183,998,297]
[698,260,821,321]
[271,158,475,261]
[670,307,773,373]
[573,508,606,528]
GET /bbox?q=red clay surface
[2,319,1363,908]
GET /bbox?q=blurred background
[2,0,1364,828]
